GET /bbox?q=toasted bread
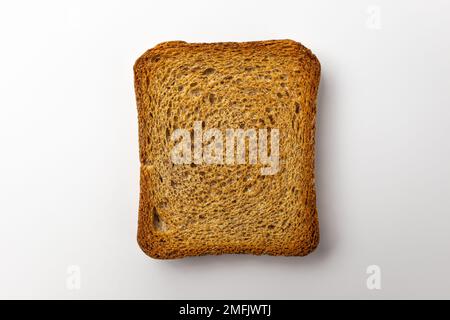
[134,40,320,259]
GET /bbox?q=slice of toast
[134,40,320,259]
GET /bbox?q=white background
[0,0,449,299]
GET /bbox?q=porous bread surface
[134,40,321,259]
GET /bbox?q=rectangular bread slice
[134,40,320,259]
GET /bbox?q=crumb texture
[134,40,321,259]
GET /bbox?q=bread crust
[134,40,320,259]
